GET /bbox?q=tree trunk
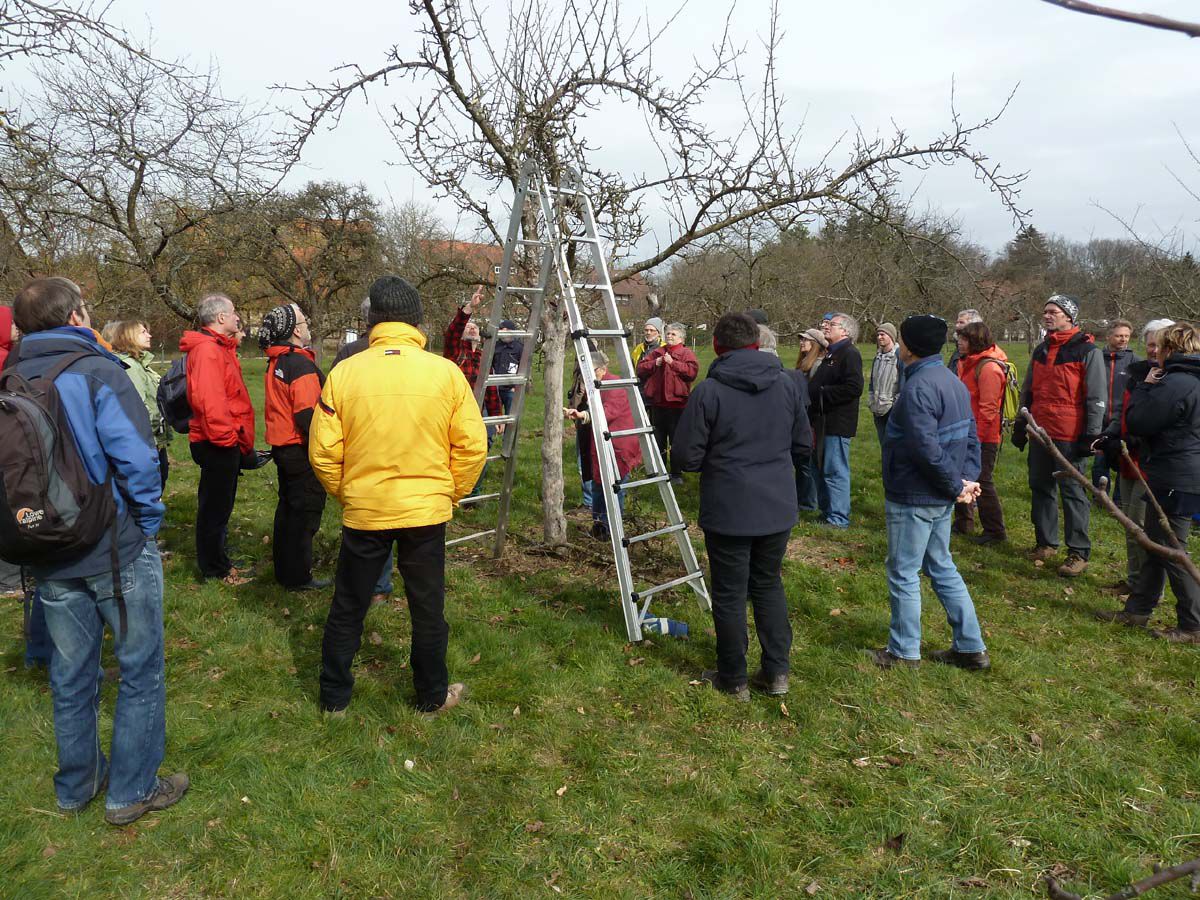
[539,294,568,546]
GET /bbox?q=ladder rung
[516,239,547,246]
[581,329,630,339]
[482,415,517,426]
[595,377,639,390]
[485,453,505,463]
[620,474,671,491]
[566,235,600,244]
[458,492,501,506]
[623,522,689,547]
[574,283,607,290]
[631,570,706,603]
[607,425,654,439]
[485,374,529,387]
[501,286,544,294]
[446,529,497,547]
[497,330,534,340]
[546,185,582,196]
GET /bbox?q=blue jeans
[25,588,53,668]
[38,542,166,811]
[374,547,395,595]
[577,439,594,508]
[592,474,627,525]
[885,501,986,660]
[816,435,852,527]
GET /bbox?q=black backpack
[157,354,191,434]
[0,353,128,635]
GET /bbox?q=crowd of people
[2,274,1198,825]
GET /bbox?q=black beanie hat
[258,304,298,349]
[745,308,768,326]
[900,314,948,359]
[368,275,423,326]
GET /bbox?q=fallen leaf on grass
[452,786,459,801]
[241,796,250,804]
[468,653,481,665]
[688,679,703,686]
[780,702,789,718]
[555,785,567,797]
[42,845,58,859]
[627,657,644,666]
[1034,559,1045,568]
[1063,586,1073,596]
[368,632,383,646]
[804,880,820,895]
[525,820,544,833]
[851,757,871,768]
[512,706,521,717]
[958,876,988,888]
[281,607,290,618]
[829,608,843,617]
[1009,837,1031,848]
[261,535,270,544]
[883,833,907,853]
[404,759,415,771]
[1029,732,1043,750]
[576,707,586,715]
[883,755,905,768]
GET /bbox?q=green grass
[4,343,1199,898]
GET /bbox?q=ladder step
[501,286,544,294]
[482,415,517,426]
[516,239,548,247]
[580,329,629,339]
[607,425,654,439]
[573,283,608,291]
[595,377,639,390]
[623,522,689,547]
[620,474,671,491]
[631,570,707,603]
[485,374,529,387]
[566,235,600,244]
[446,529,497,548]
[485,454,505,463]
[546,185,582,196]
[458,492,501,506]
[497,329,534,340]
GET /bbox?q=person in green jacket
[103,319,171,488]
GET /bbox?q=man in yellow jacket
[309,275,487,715]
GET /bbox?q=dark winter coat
[1125,353,1200,492]
[674,348,810,536]
[1101,347,1140,427]
[882,355,981,506]
[490,322,524,376]
[807,338,864,438]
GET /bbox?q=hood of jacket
[369,320,428,350]
[1164,352,1200,379]
[707,347,783,394]
[180,327,236,354]
[17,325,123,365]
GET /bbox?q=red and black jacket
[264,344,325,447]
[443,308,502,417]
[1020,327,1105,444]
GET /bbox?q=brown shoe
[424,682,466,715]
[1030,545,1058,563]
[1057,554,1088,578]
[866,648,919,669]
[1151,628,1200,644]
[104,773,189,826]
[1095,609,1150,627]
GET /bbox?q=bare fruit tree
[287,0,1025,546]
[1,39,287,319]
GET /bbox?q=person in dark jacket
[869,315,989,671]
[1093,319,1138,497]
[1011,294,1106,577]
[332,298,372,368]
[1097,323,1200,642]
[261,304,329,592]
[674,312,811,700]
[9,277,187,824]
[807,311,864,528]
[491,318,524,414]
[181,293,256,583]
[636,322,699,485]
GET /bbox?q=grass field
[4,341,1199,899]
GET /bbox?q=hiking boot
[286,577,332,592]
[1105,579,1133,596]
[1030,545,1058,563]
[590,521,610,541]
[1151,628,1200,644]
[104,773,189,826]
[698,670,750,702]
[929,648,991,671]
[1094,609,1150,627]
[1057,554,1088,578]
[973,532,1006,546]
[866,648,919,670]
[951,523,974,536]
[748,669,789,696]
[423,682,466,715]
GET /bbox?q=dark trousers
[272,445,327,587]
[873,412,889,445]
[320,523,449,712]
[157,447,170,490]
[650,405,685,476]
[794,451,818,511]
[1028,439,1091,559]
[190,441,241,577]
[704,529,793,688]
[1126,508,1200,631]
[954,442,1006,538]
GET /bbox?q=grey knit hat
[1046,294,1080,324]
[368,275,423,326]
[643,317,665,338]
[877,322,898,343]
[258,304,298,349]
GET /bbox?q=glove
[240,449,272,471]
[1010,429,1027,452]
[1075,434,1100,461]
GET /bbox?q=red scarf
[713,338,759,356]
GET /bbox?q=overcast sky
[11,0,1200,262]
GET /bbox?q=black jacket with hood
[675,348,811,536]
[1125,352,1200,492]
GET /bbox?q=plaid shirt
[444,308,502,417]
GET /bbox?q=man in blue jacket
[870,314,990,671]
[10,277,187,825]
[674,312,812,699]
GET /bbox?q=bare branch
[1039,0,1200,38]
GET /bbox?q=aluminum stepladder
[448,159,554,554]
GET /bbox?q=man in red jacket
[181,293,256,583]
[260,304,328,592]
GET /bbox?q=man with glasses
[180,293,256,583]
[807,311,864,527]
[259,304,329,591]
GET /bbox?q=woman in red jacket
[635,323,699,486]
[954,322,1008,543]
